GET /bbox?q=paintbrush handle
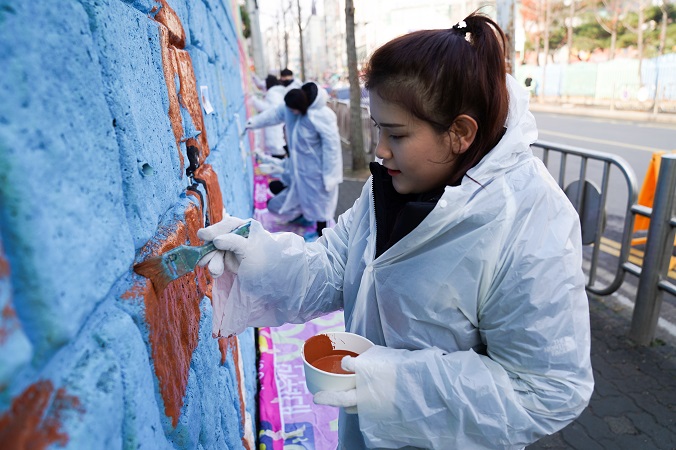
[197,241,218,259]
[197,221,251,259]
[195,222,251,261]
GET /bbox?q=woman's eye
[389,135,403,140]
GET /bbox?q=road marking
[599,236,676,279]
[539,129,668,153]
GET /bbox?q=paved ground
[336,175,676,449]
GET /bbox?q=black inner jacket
[371,162,447,259]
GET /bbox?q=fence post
[629,154,676,345]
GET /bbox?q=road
[532,111,676,343]
[532,111,676,187]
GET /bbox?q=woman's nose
[374,137,390,160]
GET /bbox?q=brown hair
[363,12,509,185]
[284,82,319,115]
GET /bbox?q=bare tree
[566,0,582,63]
[519,0,540,64]
[567,0,574,63]
[345,0,366,172]
[621,0,647,81]
[657,0,668,56]
[595,0,622,60]
[281,0,292,69]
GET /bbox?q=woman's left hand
[312,356,358,414]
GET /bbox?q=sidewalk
[336,177,676,449]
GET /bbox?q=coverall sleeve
[248,103,286,129]
[251,73,266,90]
[354,199,594,449]
[251,95,269,112]
[314,109,343,191]
[210,197,360,337]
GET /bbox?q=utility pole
[247,0,267,77]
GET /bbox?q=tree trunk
[567,0,575,63]
[296,0,306,80]
[345,0,366,172]
[658,0,667,56]
[539,0,550,102]
[283,30,289,68]
[637,0,645,83]
[610,1,619,60]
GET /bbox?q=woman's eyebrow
[370,116,405,127]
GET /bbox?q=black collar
[370,163,444,258]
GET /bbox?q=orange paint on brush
[0,380,83,449]
[155,0,186,48]
[194,164,224,224]
[175,49,210,157]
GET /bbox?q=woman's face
[370,90,458,194]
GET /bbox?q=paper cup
[302,331,374,395]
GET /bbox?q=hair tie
[450,19,471,43]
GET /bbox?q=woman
[202,13,593,449]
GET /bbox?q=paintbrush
[133,221,251,294]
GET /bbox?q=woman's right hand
[197,215,250,277]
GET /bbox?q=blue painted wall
[0,0,257,448]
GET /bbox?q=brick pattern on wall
[0,0,257,448]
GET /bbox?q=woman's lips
[387,169,401,176]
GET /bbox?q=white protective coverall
[247,86,343,222]
[213,76,594,449]
[251,85,286,157]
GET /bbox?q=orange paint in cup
[302,332,374,395]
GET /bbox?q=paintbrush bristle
[133,256,172,295]
[133,221,251,295]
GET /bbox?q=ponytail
[363,12,509,184]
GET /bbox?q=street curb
[529,102,676,125]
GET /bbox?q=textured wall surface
[0,0,257,448]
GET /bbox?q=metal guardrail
[628,154,676,345]
[327,99,377,154]
[532,140,639,296]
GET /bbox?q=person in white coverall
[279,67,302,90]
[250,74,287,158]
[245,81,343,236]
[198,13,593,449]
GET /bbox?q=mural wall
[0,0,257,448]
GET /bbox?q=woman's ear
[449,115,478,154]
